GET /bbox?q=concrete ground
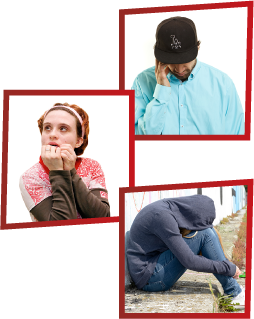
[125,208,246,313]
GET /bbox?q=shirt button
[181,125,184,128]
[181,104,183,107]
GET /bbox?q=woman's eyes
[43,126,68,132]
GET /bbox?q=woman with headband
[19,103,110,221]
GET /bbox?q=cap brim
[154,46,198,64]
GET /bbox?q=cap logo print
[171,35,181,49]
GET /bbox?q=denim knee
[200,227,218,240]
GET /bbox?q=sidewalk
[125,208,246,313]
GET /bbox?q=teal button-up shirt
[133,60,245,135]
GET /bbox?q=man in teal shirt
[133,17,245,135]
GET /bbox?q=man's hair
[38,102,90,156]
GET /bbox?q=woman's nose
[49,128,58,139]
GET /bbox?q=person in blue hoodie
[126,195,245,308]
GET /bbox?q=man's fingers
[155,58,159,73]
[164,65,170,76]
[155,60,166,73]
[155,60,171,87]
[158,63,168,75]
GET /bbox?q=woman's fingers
[60,144,76,170]
[60,150,72,160]
[41,145,46,158]
[60,144,73,149]
[42,144,76,170]
[41,145,63,170]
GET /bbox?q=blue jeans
[142,228,242,297]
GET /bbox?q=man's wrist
[154,83,172,101]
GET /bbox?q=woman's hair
[179,227,229,260]
[37,102,90,156]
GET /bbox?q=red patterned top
[19,157,107,221]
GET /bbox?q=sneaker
[231,286,245,309]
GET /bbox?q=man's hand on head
[155,59,171,87]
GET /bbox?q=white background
[125,7,247,109]
[7,95,129,222]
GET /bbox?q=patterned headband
[44,105,85,137]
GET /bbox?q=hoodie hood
[163,195,215,230]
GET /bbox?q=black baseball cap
[154,16,199,64]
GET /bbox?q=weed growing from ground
[220,217,229,224]
[217,294,240,312]
[232,212,247,269]
[207,280,240,312]
[231,211,239,218]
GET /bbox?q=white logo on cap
[171,35,181,49]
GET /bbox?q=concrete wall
[125,186,246,286]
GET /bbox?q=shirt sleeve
[29,170,78,221]
[133,76,172,135]
[224,77,245,135]
[70,168,110,218]
[153,212,236,277]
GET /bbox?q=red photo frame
[119,178,254,319]
[0,89,135,229]
[119,1,254,141]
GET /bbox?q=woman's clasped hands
[41,144,77,171]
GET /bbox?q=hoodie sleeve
[152,211,236,277]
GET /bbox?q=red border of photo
[119,1,253,141]
[1,90,135,230]
[119,178,253,318]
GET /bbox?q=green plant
[231,211,238,218]
[220,217,229,224]
[232,240,246,269]
[232,211,247,269]
[207,280,240,312]
[217,294,241,312]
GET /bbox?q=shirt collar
[190,59,201,79]
[39,156,82,174]
[167,59,201,82]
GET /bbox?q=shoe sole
[233,305,245,309]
